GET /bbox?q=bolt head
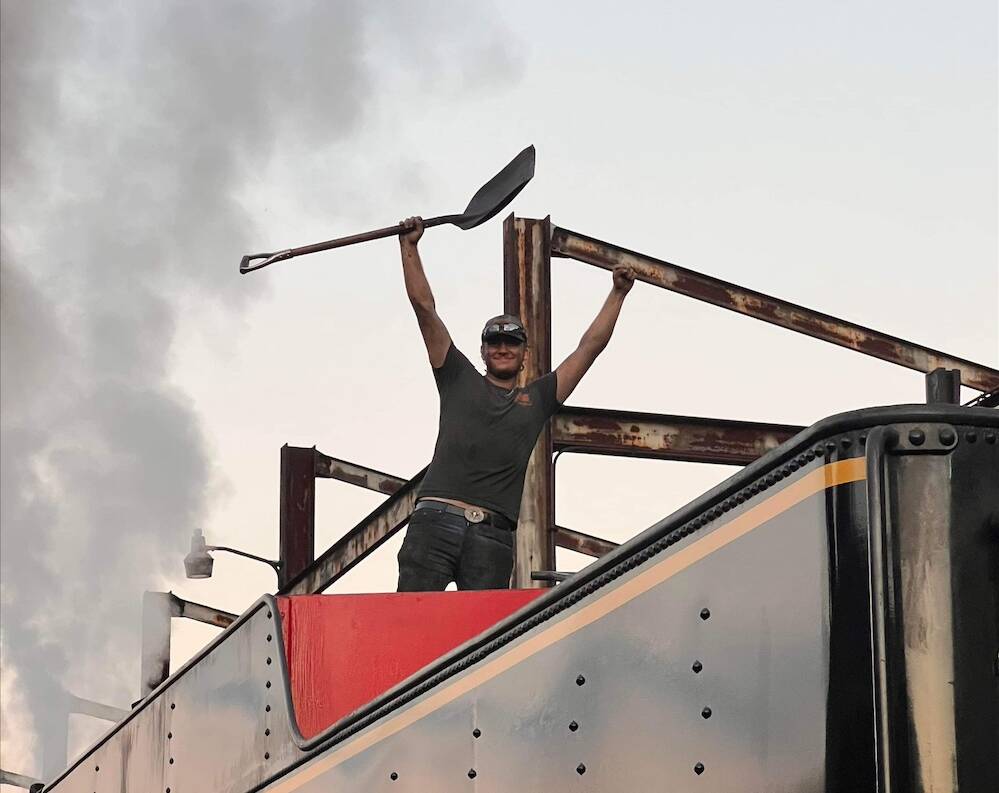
[700,608,711,620]
[576,763,586,775]
[694,762,705,775]
[908,428,925,446]
[938,427,956,445]
[576,674,586,686]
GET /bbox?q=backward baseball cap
[481,314,527,343]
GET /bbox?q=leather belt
[414,499,515,530]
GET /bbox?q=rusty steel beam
[279,445,317,588]
[551,227,999,392]
[504,214,556,588]
[553,405,803,465]
[279,472,425,595]
[313,449,406,495]
[554,525,619,558]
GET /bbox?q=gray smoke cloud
[0,0,520,779]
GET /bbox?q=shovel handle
[239,215,459,274]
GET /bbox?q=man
[397,215,635,591]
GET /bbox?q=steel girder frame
[276,409,804,596]
[550,226,999,393]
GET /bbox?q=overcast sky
[1,0,996,782]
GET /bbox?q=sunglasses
[484,336,524,347]
[482,322,525,337]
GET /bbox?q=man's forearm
[579,288,627,354]
[401,241,435,312]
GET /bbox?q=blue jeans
[397,507,514,591]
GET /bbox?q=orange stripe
[270,457,866,791]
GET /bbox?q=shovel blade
[453,144,536,230]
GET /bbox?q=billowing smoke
[0,0,520,779]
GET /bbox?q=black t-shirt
[418,343,561,523]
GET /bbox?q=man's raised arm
[399,215,451,367]
[554,266,635,403]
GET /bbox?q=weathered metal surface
[504,214,556,588]
[551,226,999,392]
[313,450,406,496]
[45,406,999,793]
[279,472,425,596]
[49,599,307,793]
[553,524,619,557]
[280,445,317,588]
[554,405,803,465]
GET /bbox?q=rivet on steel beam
[265,705,271,712]
[267,610,272,619]
[985,431,996,444]
[694,762,705,775]
[692,660,703,673]
[390,772,398,781]
[908,428,925,446]
[95,765,100,772]
[266,634,272,642]
[169,758,174,765]
[700,608,711,621]
[265,681,271,688]
[468,769,477,779]
[569,721,579,732]
[265,728,270,736]
[473,728,481,738]
[840,437,852,449]
[167,733,172,739]
[266,657,272,665]
[576,674,586,686]
[938,427,956,445]
[966,431,977,443]
[701,707,712,719]
[576,763,587,775]
[264,752,270,760]
[859,434,867,446]
[826,441,837,453]
[170,703,175,710]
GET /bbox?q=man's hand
[612,266,636,294]
[400,215,424,247]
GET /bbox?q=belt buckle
[463,507,485,523]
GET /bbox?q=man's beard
[485,359,519,379]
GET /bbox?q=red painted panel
[277,590,545,739]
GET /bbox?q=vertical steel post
[503,215,555,588]
[279,445,317,588]
[139,591,174,698]
[925,367,961,404]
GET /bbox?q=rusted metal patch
[554,525,619,558]
[554,405,803,465]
